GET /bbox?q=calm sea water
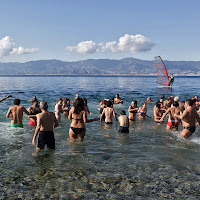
[0,76,200,199]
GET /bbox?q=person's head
[147,97,152,102]
[14,98,20,105]
[155,101,161,109]
[120,110,126,115]
[74,98,85,114]
[106,100,113,108]
[167,96,172,102]
[83,98,87,106]
[173,101,179,107]
[194,95,198,100]
[115,94,119,98]
[131,100,137,107]
[174,96,179,102]
[57,98,63,104]
[40,101,48,111]
[142,102,147,108]
[185,99,193,107]
[161,95,165,100]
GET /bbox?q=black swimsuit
[71,118,85,135]
[184,126,195,134]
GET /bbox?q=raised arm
[0,95,12,102]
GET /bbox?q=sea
[0,75,200,199]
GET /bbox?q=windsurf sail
[154,56,170,86]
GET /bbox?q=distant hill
[0,57,200,75]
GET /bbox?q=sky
[0,0,200,62]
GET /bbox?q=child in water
[118,110,129,133]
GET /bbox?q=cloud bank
[0,36,39,57]
[66,34,155,54]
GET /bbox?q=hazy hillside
[0,58,200,75]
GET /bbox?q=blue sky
[0,0,199,62]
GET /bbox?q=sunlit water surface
[0,76,200,199]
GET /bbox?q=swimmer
[100,100,117,124]
[62,98,70,116]
[146,97,152,103]
[68,98,98,140]
[55,98,63,122]
[114,94,123,104]
[138,102,151,119]
[163,96,173,110]
[153,102,165,123]
[128,101,138,121]
[32,101,58,152]
[6,98,29,128]
[160,101,181,131]
[0,95,12,102]
[28,98,41,126]
[83,98,91,115]
[174,99,200,138]
[118,110,129,133]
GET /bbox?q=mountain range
[0,57,200,75]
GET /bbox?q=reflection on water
[0,76,200,198]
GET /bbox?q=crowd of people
[1,92,200,154]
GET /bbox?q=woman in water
[68,98,98,140]
[138,102,151,119]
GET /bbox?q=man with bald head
[32,101,58,153]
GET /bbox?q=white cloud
[0,36,39,57]
[65,34,155,54]
[66,40,97,54]
[11,46,39,55]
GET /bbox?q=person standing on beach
[6,98,29,128]
[174,99,200,138]
[32,101,58,152]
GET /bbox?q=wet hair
[106,100,113,107]
[155,101,161,109]
[74,98,85,114]
[167,96,172,100]
[83,98,87,106]
[185,99,193,107]
[120,110,126,115]
[57,98,62,103]
[40,101,48,110]
[191,98,197,104]
[142,102,146,106]
[173,101,179,107]
[14,98,20,105]
[132,100,137,105]
[161,95,165,99]
[116,94,119,97]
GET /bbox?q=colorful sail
[154,56,170,86]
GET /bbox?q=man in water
[114,94,123,104]
[28,98,41,126]
[128,101,138,121]
[118,110,129,133]
[170,74,174,86]
[32,101,58,152]
[0,95,12,102]
[174,99,200,138]
[55,98,63,123]
[164,96,173,110]
[160,101,181,131]
[100,100,117,124]
[153,102,165,123]
[6,98,29,128]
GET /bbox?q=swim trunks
[167,120,179,128]
[29,119,36,126]
[105,121,113,124]
[37,131,55,149]
[118,126,129,133]
[11,123,23,128]
[183,126,196,134]
[70,127,85,135]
